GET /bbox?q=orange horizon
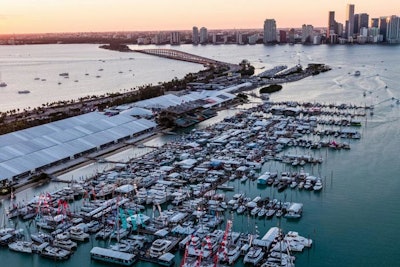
[1,0,399,35]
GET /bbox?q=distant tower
[279,30,287,43]
[353,14,359,35]
[379,17,388,41]
[288,28,295,43]
[192,26,199,45]
[370,18,379,28]
[170,32,180,45]
[199,27,208,44]
[358,14,369,30]
[386,16,400,43]
[328,11,336,38]
[263,19,277,44]
[302,24,314,44]
[345,4,355,39]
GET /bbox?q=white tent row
[0,112,156,181]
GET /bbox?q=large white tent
[0,112,156,181]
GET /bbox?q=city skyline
[1,0,399,34]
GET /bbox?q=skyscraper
[353,14,359,34]
[358,13,369,30]
[263,19,277,44]
[345,4,355,39]
[302,24,314,43]
[170,32,180,45]
[386,15,400,43]
[370,18,379,28]
[328,11,336,38]
[192,26,199,45]
[199,27,208,44]
[279,30,287,43]
[379,17,388,41]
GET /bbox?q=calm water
[1,44,400,267]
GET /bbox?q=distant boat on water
[0,72,7,87]
[18,90,30,94]
[354,70,361,76]
[59,72,69,77]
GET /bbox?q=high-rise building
[170,32,180,45]
[192,26,199,45]
[288,28,296,43]
[154,32,167,45]
[379,17,388,41]
[302,24,314,43]
[345,4,355,39]
[358,13,369,33]
[328,11,337,39]
[354,14,359,34]
[279,30,287,43]
[263,19,277,44]
[386,15,400,43]
[199,27,208,44]
[236,32,244,45]
[371,18,379,28]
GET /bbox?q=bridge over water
[134,48,238,69]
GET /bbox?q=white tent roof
[0,112,156,181]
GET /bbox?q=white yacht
[243,246,265,265]
[69,226,90,242]
[220,243,242,265]
[313,179,323,191]
[285,231,312,247]
[149,239,172,258]
[8,240,33,254]
[40,245,71,260]
[53,233,77,250]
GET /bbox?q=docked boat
[284,203,303,219]
[285,231,312,247]
[53,233,77,250]
[157,252,175,266]
[40,245,71,260]
[8,240,33,254]
[240,175,248,183]
[236,205,246,214]
[69,226,90,242]
[95,226,114,240]
[217,182,234,191]
[149,239,172,258]
[109,240,132,253]
[220,243,242,265]
[243,246,265,265]
[91,246,137,266]
[257,206,267,217]
[313,179,323,191]
[257,173,270,185]
[250,206,261,216]
[266,208,276,218]
[31,232,53,243]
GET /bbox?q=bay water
[0,43,399,267]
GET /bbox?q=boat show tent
[0,112,156,181]
[133,90,235,110]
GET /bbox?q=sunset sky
[1,0,399,34]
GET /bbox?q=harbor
[0,44,399,267]
[0,97,370,266]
